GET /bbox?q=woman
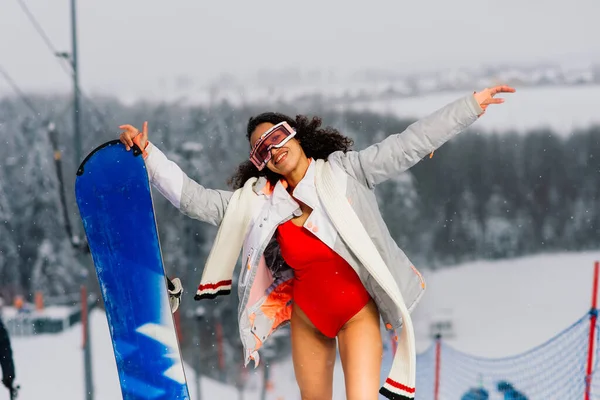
[119,86,515,400]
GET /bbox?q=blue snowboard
[75,140,191,400]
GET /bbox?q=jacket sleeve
[0,320,15,384]
[330,93,483,189]
[144,142,234,226]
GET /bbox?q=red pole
[434,335,441,400]
[174,308,182,343]
[585,261,599,400]
[216,322,225,371]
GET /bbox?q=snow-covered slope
[336,85,600,137]
[412,251,600,357]
[116,84,600,137]
[6,310,271,400]
[5,250,599,399]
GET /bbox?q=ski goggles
[249,121,296,170]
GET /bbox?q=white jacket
[144,93,484,399]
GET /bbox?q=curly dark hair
[227,112,354,189]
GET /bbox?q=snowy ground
[411,250,600,357]
[6,310,269,400]
[113,83,600,137]
[4,250,599,400]
[334,85,600,137]
[2,306,343,400]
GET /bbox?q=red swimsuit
[276,219,372,338]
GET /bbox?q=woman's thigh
[290,303,337,400]
[337,299,383,400]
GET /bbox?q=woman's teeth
[275,152,287,164]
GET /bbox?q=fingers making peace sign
[474,85,516,116]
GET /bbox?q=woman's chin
[270,158,293,175]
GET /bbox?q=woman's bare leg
[290,303,337,400]
[337,299,383,400]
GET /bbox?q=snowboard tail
[75,140,190,400]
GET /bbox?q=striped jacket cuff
[379,378,415,400]
[194,280,232,300]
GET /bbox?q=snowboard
[75,140,191,400]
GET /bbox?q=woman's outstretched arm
[331,85,515,188]
[120,122,233,226]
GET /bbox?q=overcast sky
[1,0,598,96]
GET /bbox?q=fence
[2,287,98,337]
[409,262,600,400]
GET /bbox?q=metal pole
[195,333,202,400]
[46,121,75,244]
[81,285,94,400]
[71,0,82,167]
[195,305,205,400]
[260,361,269,400]
[71,1,92,395]
[67,4,93,398]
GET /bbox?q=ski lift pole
[46,121,76,246]
[195,305,206,400]
[81,284,94,400]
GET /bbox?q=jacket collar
[289,159,318,209]
[252,159,318,209]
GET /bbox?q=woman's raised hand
[474,85,516,116]
[119,121,148,152]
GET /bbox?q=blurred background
[1,0,600,399]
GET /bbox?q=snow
[335,85,600,137]
[6,310,271,400]
[2,305,72,320]
[5,250,600,399]
[9,311,121,400]
[128,83,600,137]
[411,251,600,357]
[105,70,600,138]
[407,251,600,399]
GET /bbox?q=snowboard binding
[167,277,183,313]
